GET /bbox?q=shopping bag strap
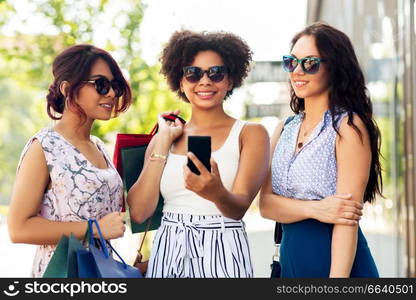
[86,219,130,268]
[273,116,295,246]
[274,222,282,244]
[150,113,186,135]
[87,219,110,257]
[104,239,129,269]
[149,124,158,135]
[137,216,153,255]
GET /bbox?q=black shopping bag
[113,114,185,233]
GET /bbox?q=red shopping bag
[113,114,185,274]
[113,113,185,222]
[113,125,158,178]
[113,114,185,175]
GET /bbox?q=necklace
[297,115,311,149]
[297,128,305,148]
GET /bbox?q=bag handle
[150,113,186,136]
[104,240,129,269]
[87,219,131,269]
[87,219,109,258]
[138,216,152,252]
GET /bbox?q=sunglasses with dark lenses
[182,65,228,83]
[282,55,326,74]
[84,76,123,97]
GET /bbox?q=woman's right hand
[312,194,363,225]
[97,212,126,240]
[157,110,184,144]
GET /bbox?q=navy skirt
[280,219,379,278]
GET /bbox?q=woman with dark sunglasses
[260,22,381,278]
[127,30,270,278]
[8,44,132,277]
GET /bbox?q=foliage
[0,79,46,204]
[0,0,190,204]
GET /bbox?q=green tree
[0,79,45,204]
[0,0,190,204]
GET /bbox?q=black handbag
[270,222,282,278]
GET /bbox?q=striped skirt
[146,212,253,278]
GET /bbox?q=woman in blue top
[260,22,381,277]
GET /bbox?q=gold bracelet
[149,152,167,163]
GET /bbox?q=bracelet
[149,152,167,163]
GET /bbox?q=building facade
[307,0,416,277]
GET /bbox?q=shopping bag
[270,259,282,278]
[113,113,185,233]
[76,248,99,278]
[120,145,164,233]
[43,233,84,278]
[113,126,156,179]
[77,219,143,278]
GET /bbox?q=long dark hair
[289,22,382,203]
[46,44,132,120]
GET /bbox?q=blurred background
[0,0,415,277]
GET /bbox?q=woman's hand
[183,153,227,203]
[312,194,363,225]
[157,110,184,144]
[97,212,126,240]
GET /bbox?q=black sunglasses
[282,55,326,74]
[182,65,228,83]
[84,76,123,97]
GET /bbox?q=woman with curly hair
[127,30,269,278]
[8,44,131,277]
[260,22,381,277]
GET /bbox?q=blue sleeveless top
[270,110,379,278]
[271,110,346,200]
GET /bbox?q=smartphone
[187,136,211,175]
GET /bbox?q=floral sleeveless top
[17,127,123,277]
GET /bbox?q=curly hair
[160,30,253,101]
[289,22,382,203]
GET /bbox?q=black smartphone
[187,136,211,175]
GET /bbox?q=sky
[2,0,307,64]
[2,0,307,128]
[140,0,307,64]
[138,0,307,125]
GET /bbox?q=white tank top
[160,119,246,215]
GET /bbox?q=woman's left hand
[183,153,227,202]
[157,109,184,144]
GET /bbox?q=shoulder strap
[274,222,282,244]
[273,116,294,244]
[281,115,295,134]
[230,119,246,142]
